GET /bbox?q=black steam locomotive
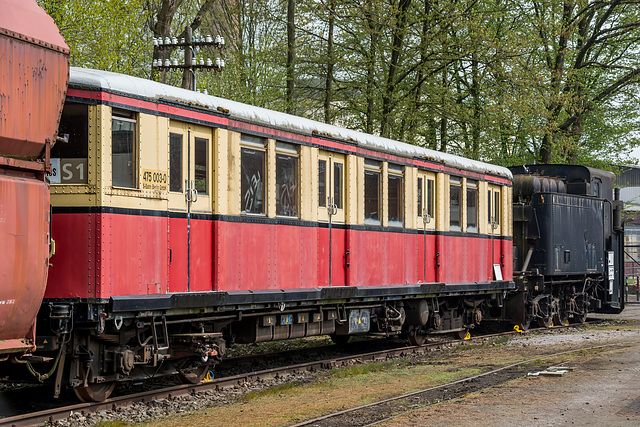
[505,165,625,329]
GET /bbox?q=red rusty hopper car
[0,0,69,359]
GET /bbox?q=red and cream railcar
[36,68,513,400]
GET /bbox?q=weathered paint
[0,172,49,354]
[0,0,69,160]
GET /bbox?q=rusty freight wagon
[0,0,69,359]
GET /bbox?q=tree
[529,0,640,164]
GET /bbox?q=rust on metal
[0,173,50,355]
[0,0,70,161]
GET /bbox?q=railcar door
[416,170,437,283]
[317,151,346,286]
[167,121,213,292]
[487,184,502,279]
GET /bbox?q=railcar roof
[69,67,512,180]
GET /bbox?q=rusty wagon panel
[0,0,68,357]
[0,173,50,354]
[0,0,69,161]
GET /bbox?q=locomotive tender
[24,67,515,401]
[507,165,625,328]
[0,0,69,360]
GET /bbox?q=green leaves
[39,0,640,168]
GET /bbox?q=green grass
[327,360,402,378]
[93,421,130,427]
[240,381,304,403]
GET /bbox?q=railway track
[0,323,597,427]
[290,340,640,427]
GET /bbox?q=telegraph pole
[152,26,226,91]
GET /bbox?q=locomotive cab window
[466,180,478,233]
[449,177,462,231]
[364,159,381,225]
[388,164,404,227]
[49,102,88,184]
[241,135,266,215]
[112,109,138,188]
[276,142,299,217]
[592,178,601,198]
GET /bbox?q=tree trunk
[470,56,480,159]
[365,0,378,134]
[286,0,296,114]
[407,0,431,145]
[324,0,335,124]
[380,0,412,138]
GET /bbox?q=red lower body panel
[0,171,49,355]
[46,211,513,299]
[48,211,168,298]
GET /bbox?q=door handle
[185,180,198,202]
[327,197,337,215]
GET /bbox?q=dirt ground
[383,304,640,427]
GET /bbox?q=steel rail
[0,322,595,427]
[290,340,640,427]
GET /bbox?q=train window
[418,175,435,221]
[194,137,208,195]
[112,109,137,188]
[365,160,381,224]
[417,177,423,216]
[319,160,326,207]
[241,135,266,214]
[488,187,500,230]
[334,162,343,209]
[466,180,478,232]
[427,179,434,218]
[388,165,403,226]
[169,133,183,192]
[276,142,299,217]
[449,177,461,230]
[49,102,88,184]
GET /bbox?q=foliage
[38,0,640,168]
[38,0,152,76]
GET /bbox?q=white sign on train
[47,158,88,184]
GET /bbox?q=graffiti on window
[276,154,298,217]
[241,148,265,214]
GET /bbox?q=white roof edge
[69,67,512,180]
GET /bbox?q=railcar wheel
[576,312,588,324]
[176,362,211,385]
[553,312,569,327]
[451,329,469,340]
[408,334,427,346]
[74,381,116,402]
[73,364,116,402]
[518,314,532,331]
[537,317,553,328]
